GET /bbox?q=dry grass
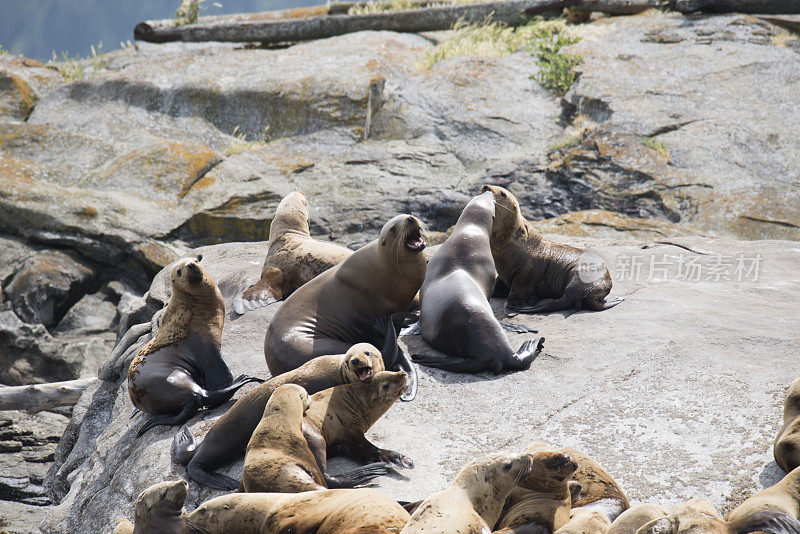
[224,126,270,156]
[639,135,670,159]
[419,17,572,70]
[771,31,798,48]
[549,134,582,152]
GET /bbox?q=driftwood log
[673,0,800,13]
[0,377,97,413]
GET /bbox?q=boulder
[0,56,63,122]
[54,294,118,336]
[43,236,799,533]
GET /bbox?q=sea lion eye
[196,254,203,262]
[177,269,182,277]
[502,462,512,471]
[382,383,390,391]
[390,226,396,233]
[381,241,386,246]
[500,192,507,198]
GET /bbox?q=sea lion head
[132,479,188,533]
[366,370,408,405]
[267,383,311,417]
[519,449,578,492]
[379,214,427,256]
[637,498,724,534]
[343,343,385,383]
[481,184,523,238]
[454,452,534,526]
[270,189,310,239]
[457,190,496,230]
[171,256,214,297]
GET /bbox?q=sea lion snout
[187,261,203,285]
[404,217,426,252]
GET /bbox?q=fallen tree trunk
[565,0,660,15]
[134,0,575,44]
[673,0,800,13]
[0,377,98,413]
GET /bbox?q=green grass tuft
[639,135,670,159]
[530,26,581,95]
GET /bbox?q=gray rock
[3,250,97,328]
[53,294,118,336]
[0,56,63,122]
[43,237,799,533]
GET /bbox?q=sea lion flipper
[412,353,490,374]
[203,375,264,409]
[499,321,538,334]
[325,462,392,488]
[595,296,624,310]
[172,425,196,466]
[507,337,545,371]
[186,462,239,491]
[136,403,198,438]
[396,349,418,402]
[232,269,283,316]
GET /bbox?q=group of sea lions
[118,186,798,533]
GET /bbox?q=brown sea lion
[264,214,427,400]
[112,479,189,534]
[412,191,544,374]
[494,443,579,533]
[775,375,800,473]
[606,504,669,534]
[184,488,410,534]
[231,189,353,315]
[559,447,629,521]
[481,185,623,314]
[304,369,413,470]
[172,343,384,490]
[725,465,800,531]
[127,257,261,437]
[555,508,611,534]
[400,451,533,534]
[638,497,798,534]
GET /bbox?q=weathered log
[566,0,662,15]
[674,0,800,13]
[134,0,573,44]
[0,377,97,413]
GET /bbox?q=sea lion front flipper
[325,462,392,488]
[186,461,240,491]
[594,296,624,311]
[412,353,490,374]
[136,403,198,438]
[202,375,264,409]
[339,434,414,469]
[172,425,196,465]
[396,349,418,402]
[231,268,283,316]
[499,321,538,334]
[506,337,545,372]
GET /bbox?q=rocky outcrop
[42,236,798,533]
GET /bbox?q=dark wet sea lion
[482,185,623,314]
[184,488,410,534]
[413,191,544,374]
[127,257,261,437]
[400,452,534,534]
[264,214,427,400]
[172,344,384,490]
[232,189,353,315]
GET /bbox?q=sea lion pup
[127,257,261,437]
[494,443,579,533]
[725,465,800,531]
[559,447,629,521]
[232,189,353,315]
[638,497,798,534]
[481,185,623,314]
[304,370,414,469]
[400,452,533,534]
[555,508,612,534]
[112,479,189,534]
[775,375,800,473]
[413,191,544,374]
[173,343,384,490]
[184,488,409,534]
[606,504,668,534]
[264,214,427,400]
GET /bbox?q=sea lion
[412,191,544,374]
[638,497,798,534]
[112,479,189,534]
[606,504,669,534]
[725,465,800,530]
[555,508,611,534]
[127,257,261,437]
[231,190,353,315]
[494,443,579,533]
[775,374,800,473]
[304,369,413,469]
[400,451,534,534]
[264,214,427,400]
[184,488,410,534]
[559,447,629,521]
[173,343,384,490]
[481,185,623,314]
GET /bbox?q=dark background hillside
[0,0,317,61]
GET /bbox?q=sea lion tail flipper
[136,404,198,438]
[411,353,489,374]
[203,375,263,408]
[325,462,392,488]
[172,425,197,465]
[508,337,545,371]
[231,279,280,316]
[186,461,240,491]
[396,349,418,402]
[594,296,625,310]
[499,321,538,334]
[730,511,800,534]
